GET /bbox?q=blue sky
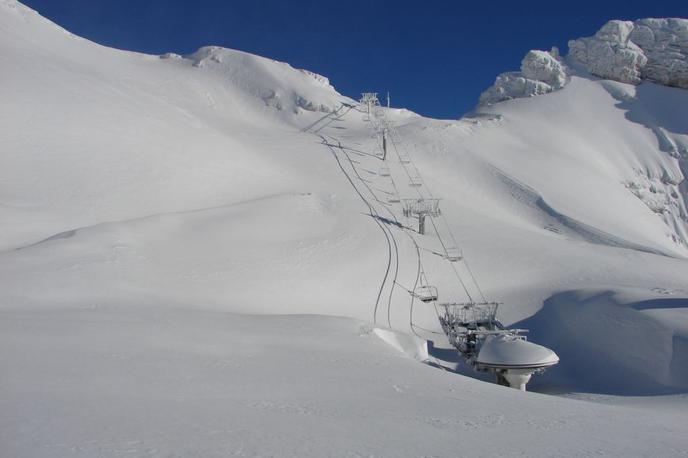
[21,0,686,119]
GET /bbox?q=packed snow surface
[2,0,688,456]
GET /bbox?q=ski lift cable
[311,104,355,134]
[334,132,401,226]
[428,215,477,303]
[428,204,475,302]
[387,132,429,202]
[463,257,488,303]
[389,127,462,253]
[404,223,444,338]
[388,123,488,303]
[333,122,407,329]
[357,103,445,333]
[324,106,430,332]
[338,139,402,327]
[320,135,392,325]
[388,174,402,204]
[408,237,423,338]
[301,103,345,132]
[386,228,400,328]
[362,104,487,339]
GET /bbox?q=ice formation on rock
[479,48,568,105]
[569,18,688,89]
[481,18,688,106]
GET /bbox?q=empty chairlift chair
[378,166,391,177]
[388,195,401,204]
[409,176,423,188]
[413,285,439,303]
[444,247,463,262]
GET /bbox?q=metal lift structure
[356,91,559,390]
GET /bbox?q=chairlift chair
[444,247,463,262]
[378,166,391,177]
[413,285,439,303]
[409,177,423,188]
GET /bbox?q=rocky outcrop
[480,48,568,105]
[569,18,688,89]
[480,18,688,106]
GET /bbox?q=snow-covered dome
[476,335,560,369]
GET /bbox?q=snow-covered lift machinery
[360,92,380,121]
[438,302,559,390]
[402,198,441,235]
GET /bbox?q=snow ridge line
[3,193,302,255]
[492,165,677,258]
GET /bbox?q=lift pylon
[402,198,441,235]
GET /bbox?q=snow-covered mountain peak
[181,45,344,114]
[0,0,348,124]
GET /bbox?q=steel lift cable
[388,121,489,303]
[319,134,392,325]
[328,126,403,330]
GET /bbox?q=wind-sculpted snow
[519,289,688,394]
[185,46,341,114]
[480,49,568,104]
[569,18,688,89]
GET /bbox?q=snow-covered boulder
[630,18,688,88]
[521,49,568,88]
[568,18,688,88]
[568,21,647,84]
[480,48,567,105]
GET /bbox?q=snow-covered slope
[2,1,688,456]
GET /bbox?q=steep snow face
[569,18,688,88]
[475,76,688,253]
[0,0,350,251]
[480,49,568,104]
[183,46,340,114]
[478,18,688,250]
